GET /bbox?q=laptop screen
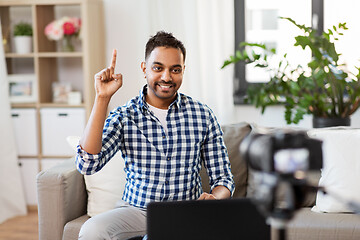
[147,198,270,240]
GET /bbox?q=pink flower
[71,17,81,31]
[63,22,76,35]
[44,20,63,41]
[44,16,81,41]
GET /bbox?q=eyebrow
[152,62,182,68]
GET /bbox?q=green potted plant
[13,22,33,54]
[222,17,360,128]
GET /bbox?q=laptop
[147,198,270,240]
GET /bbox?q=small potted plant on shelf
[222,17,360,128]
[13,22,33,54]
[44,16,81,52]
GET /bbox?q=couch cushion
[308,127,360,213]
[283,207,360,240]
[200,122,251,198]
[63,214,90,240]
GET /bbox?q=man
[76,31,234,240]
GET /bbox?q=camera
[240,130,323,224]
[240,130,322,174]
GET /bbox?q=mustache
[157,81,175,85]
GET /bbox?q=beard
[148,80,178,99]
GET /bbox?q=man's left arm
[199,108,235,200]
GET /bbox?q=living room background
[2,0,360,234]
[104,0,360,128]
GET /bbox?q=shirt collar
[138,85,182,111]
[138,85,148,112]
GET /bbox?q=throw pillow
[307,127,360,213]
[66,136,125,217]
[85,153,125,217]
[200,122,251,198]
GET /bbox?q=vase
[312,117,351,128]
[62,35,74,52]
[14,36,32,54]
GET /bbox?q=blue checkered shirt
[76,86,234,209]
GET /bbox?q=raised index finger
[109,49,117,71]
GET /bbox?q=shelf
[5,53,35,58]
[0,0,105,163]
[11,103,37,108]
[0,1,84,6]
[18,155,39,159]
[38,52,83,58]
[41,155,74,159]
[6,52,83,58]
[3,0,104,207]
[40,102,85,108]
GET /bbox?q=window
[323,0,360,76]
[233,0,323,104]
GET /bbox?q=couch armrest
[37,158,87,240]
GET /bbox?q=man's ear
[141,62,146,75]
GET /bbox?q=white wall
[103,0,149,109]
[102,0,360,129]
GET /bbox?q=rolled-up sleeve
[75,146,104,175]
[201,109,235,196]
[75,109,123,175]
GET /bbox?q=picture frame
[8,74,37,103]
[52,82,72,103]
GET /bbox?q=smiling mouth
[157,83,174,90]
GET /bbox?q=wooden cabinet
[1,0,105,205]
[19,158,39,206]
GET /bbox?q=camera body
[241,130,322,173]
[240,130,323,221]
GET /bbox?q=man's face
[141,46,185,108]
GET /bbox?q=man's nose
[161,69,171,82]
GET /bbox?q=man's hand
[80,49,122,154]
[94,49,123,99]
[198,192,217,200]
[198,186,231,200]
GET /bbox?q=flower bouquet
[44,16,81,52]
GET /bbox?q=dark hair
[145,31,186,62]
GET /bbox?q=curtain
[0,23,27,223]
[142,0,236,124]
